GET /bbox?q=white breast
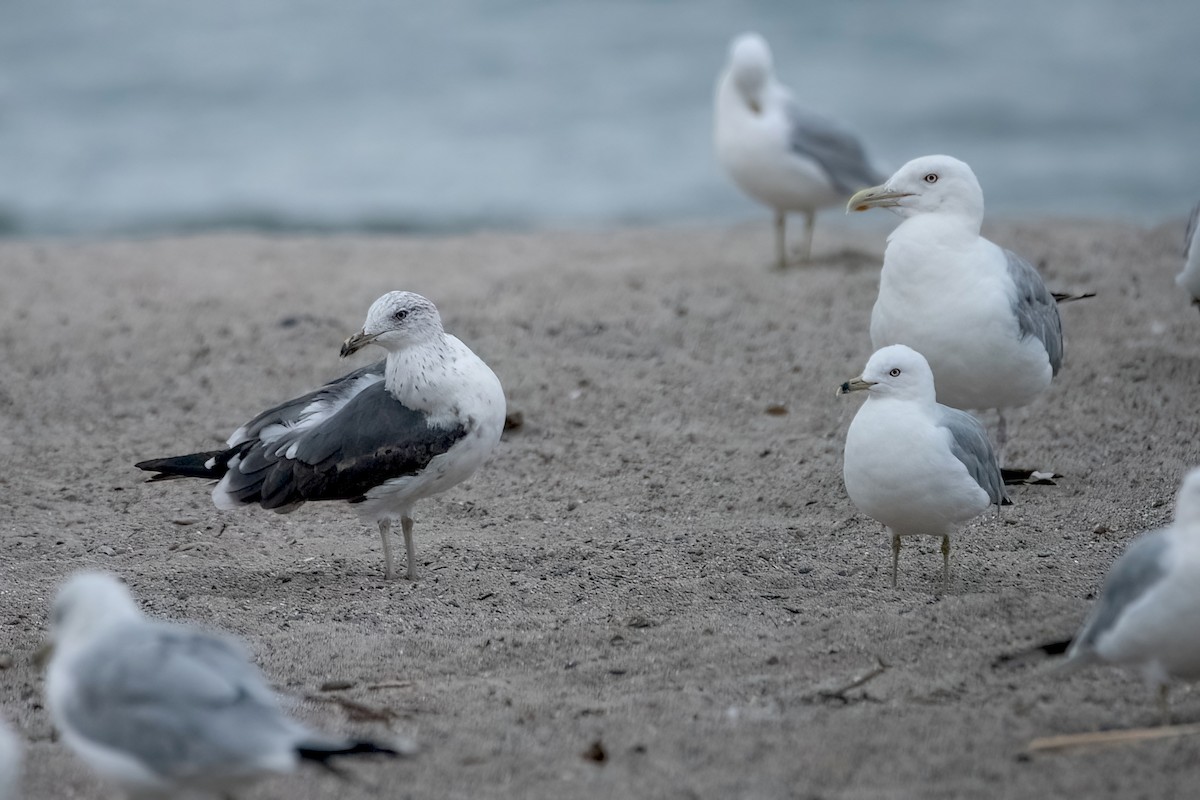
[870,229,1053,411]
[843,399,991,538]
[358,336,506,518]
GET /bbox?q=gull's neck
[383,334,456,411]
[867,390,937,413]
[56,608,141,661]
[891,209,982,248]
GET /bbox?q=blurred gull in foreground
[715,32,884,268]
[42,572,402,798]
[849,155,1063,465]
[0,717,19,800]
[1059,468,1200,724]
[136,291,506,580]
[1179,202,1200,309]
[840,345,1009,589]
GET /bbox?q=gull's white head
[726,33,774,112]
[340,291,444,357]
[847,154,984,223]
[47,572,142,653]
[839,344,937,405]
[1175,467,1200,527]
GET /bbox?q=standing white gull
[136,291,506,580]
[839,345,1009,589]
[1179,201,1200,309]
[1058,468,1200,724]
[40,572,399,798]
[848,154,1063,463]
[715,32,884,268]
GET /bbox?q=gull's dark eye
[393,308,409,322]
[889,368,901,377]
[923,173,938,184]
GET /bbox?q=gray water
[3,0,1198,237]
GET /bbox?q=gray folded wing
[1004,249,1064,375]
[937,404,1009,507]
[786,102,884,194]
[61,622,301,779]
[1067,530,1170,661]
[230,361,386,446]
[223,381,467,509]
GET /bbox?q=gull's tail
[134,450,233,482]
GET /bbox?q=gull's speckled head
[847,154,984,221]
[341,291,444,357]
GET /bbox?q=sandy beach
[1,217,1199,799]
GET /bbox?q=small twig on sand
[814,657,889,703]
[1026,723,1200,754]
[365,681,414,691]
[306,693,399,724]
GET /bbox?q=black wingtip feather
[1037,638,1072,656]
[297,740,400,764]
[134,450,231,481]
[992,637,1073,668]
[1052,291,1096,304]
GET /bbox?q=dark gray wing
[1003,249,1063,375]
[1069,530,1170,658]
[785,102,884,194]
[135,362,388,481]
[1185,202,1200,261]
[61,622,298,779]
[231,360,386,445]
[937,404,1009,507]
[223,381,467,509]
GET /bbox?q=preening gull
[0,717,19,800]
[848,154,1063,463]
[1179,201,1200,309]
[136,291,506,580]
[715,32,884,268]
[1059,468,1200,724]
[839,345,1009,589]
[40,572,399,798]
